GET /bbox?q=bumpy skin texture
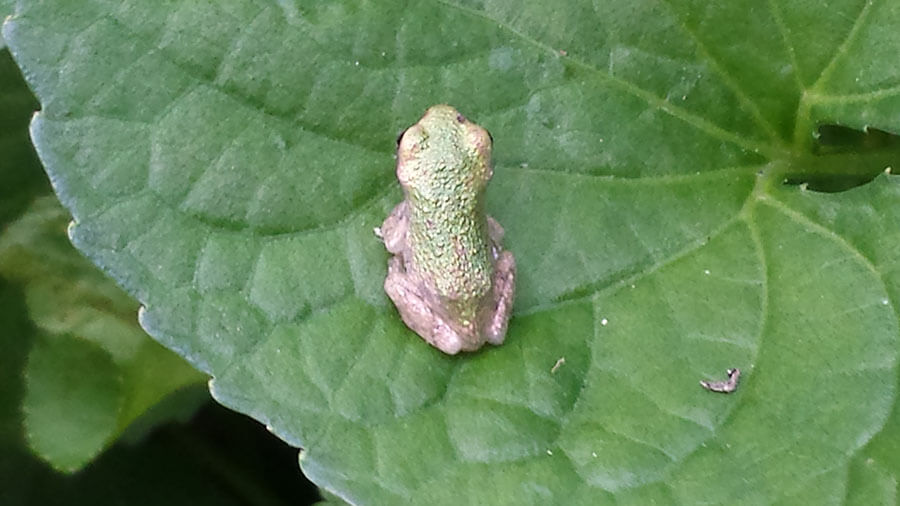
[378,105,516,354]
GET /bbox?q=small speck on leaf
[700,368,741,394]
[551,357,565,374]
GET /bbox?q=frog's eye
[396,128,408,146]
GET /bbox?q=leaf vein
[807,83,900,105]
[810,0,877,92]
[761,195,900,332]
[766,0,807,90]
[657,0,785,143]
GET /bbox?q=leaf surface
[5,0,900,502]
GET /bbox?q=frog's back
[409,202,494,305]
[398,105,496,314]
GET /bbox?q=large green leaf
[5,0,899,503]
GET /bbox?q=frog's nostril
[456,113,466,123]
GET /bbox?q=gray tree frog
[376,105,516,354]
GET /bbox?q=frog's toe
[483,314,508,345]
[485,328,506,346]
[380,202,409,254]
[429,323,464,355]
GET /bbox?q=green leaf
[0,196,208,471]
[23,332,122,471]
[5,0,899,503]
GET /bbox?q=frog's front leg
[487,215,505,246]
[383,256,466,355]
[484,250,516,344]
[376,201,408,255]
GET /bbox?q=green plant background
[4,0,900,504]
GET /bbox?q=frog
[376,105,516,355]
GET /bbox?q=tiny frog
[376,105,516,354]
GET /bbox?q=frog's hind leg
[484,250,516,345]
[376,201,409,255]
[384,256,465,355]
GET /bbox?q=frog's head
[396,105,493,201]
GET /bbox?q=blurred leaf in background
[0,194,209,471]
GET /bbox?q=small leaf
[23,333,122,472]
